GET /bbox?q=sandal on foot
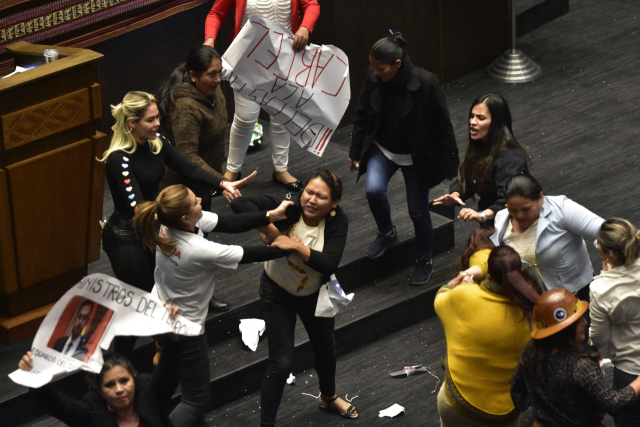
[319,395,358,420]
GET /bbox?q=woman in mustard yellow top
[435,245,539,426]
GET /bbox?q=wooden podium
[0,42,106,343]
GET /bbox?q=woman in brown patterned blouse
[511,289,640,427]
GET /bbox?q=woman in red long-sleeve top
[203,0,320,193]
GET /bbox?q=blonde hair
[99,91,163,161]
[597,218,640,267]
[132,185,192,254]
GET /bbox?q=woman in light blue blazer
[490,173,604,298]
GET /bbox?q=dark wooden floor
[5,0,640,425]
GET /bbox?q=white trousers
[227,92,290,173]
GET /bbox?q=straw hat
[531,289,588,339]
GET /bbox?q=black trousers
[102,212,156,359]
[613,367,640,426]
[259,271,337,427]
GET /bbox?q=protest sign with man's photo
[9,273,201,389]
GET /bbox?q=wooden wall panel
[6,138,92,288]
[90,83,102,119]
[86,132,107,263]
[1,88,91,151]
[0,169,18,294]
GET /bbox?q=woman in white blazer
[490,173,604,297]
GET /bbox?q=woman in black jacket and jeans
[348,32,459,285]
[230,169,357,425]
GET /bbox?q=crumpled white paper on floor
[239,319,266,351]
[286,373,296,384]
[379,403,405,418]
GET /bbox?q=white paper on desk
[379,403,405,418]
[8,273,201,388]
[239,319,265,351]
[221,15,350,157]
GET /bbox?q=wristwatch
[266,211,272,223]
[479,211,488,223]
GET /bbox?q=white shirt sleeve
[192,239,244,270]
[197,211,219,233]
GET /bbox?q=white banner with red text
[222,15,350,156]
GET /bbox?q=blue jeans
[365,144,433,258]
[259,271,337,427]
[613,367,640,426]
[169,334,210,427]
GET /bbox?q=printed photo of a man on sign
[46,296,113,363]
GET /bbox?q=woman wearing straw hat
[511,289,640,427]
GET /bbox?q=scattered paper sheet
[379,403,405,418]
[222,16,350,157]
[8,273,201,388]
[286,373,296,384]
[239,319,265,351]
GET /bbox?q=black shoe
[209,296,229,312]
[411,257,433,285]
[364,227,398,259]
[272,171,303,192]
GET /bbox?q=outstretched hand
[221,170,257,201]
[433,192,465,206]
[457,208,481,222]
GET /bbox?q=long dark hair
[454,227,495,271]
[458,93,531,191]
[487,245,539,325]
[519,322,599,386]
[370,32,406,64]
[157,45,221,126]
